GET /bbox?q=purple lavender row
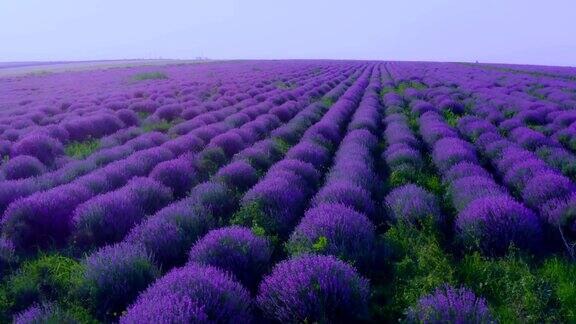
[0,67,331,213]
[283,66,381,272]
[0,61,324,142]
[70,68,350,252]
[243,66,376,323]
[376,69,496,322]
[0,63,337,183]
[459,117,576,243]
[117,66,375,323]
[381,109,444,227]
[0,66,344,252]
[65,67,367,320]
[416,104,543,256]
[399,67,576,241]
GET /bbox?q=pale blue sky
[1,0,574,66]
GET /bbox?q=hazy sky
[1,0,575,66]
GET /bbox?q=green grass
[459,251,557,322]
[379,218,455,321]
[442,109,461,127]
[0,254,87,321]
[65,140,100,159]
[321,97,334,107]
[132,71,168,81]
[142,120,173,133]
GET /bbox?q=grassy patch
[65,140,100,159]
[379,218,455,321]
[142,120,173,133]
[540,257,576,321]
[442,109,461,127]
[2,254,86,317]
[321,97,334,107]
[459,251,557,322]
[132,72,168,81]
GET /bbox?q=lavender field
[1,60,576,323]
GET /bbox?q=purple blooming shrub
[503,159,548,192]
[448,176,505,212]
[287,203,376,270]
[495,147,535,174]
[72,177,172,247]
[312,181,376,217]
[83,242,160,317]
[456,195,542,255]
[385,184,442,225]
[154,103,183,121]
[286,141,330,170]
[410,100,436,116]
[162,134,204,156]
[2,155,46,180]
[127,198,215,268]
[433,138,478,173]
[268,159,321,188]
[385,144,423,170]
[419,112,458,145]
[209,132,247,158]
[116,109,140,126]
[13,303,76,324]
[510,127,549,150]
[121,263,253,323]
[2,184,91,250]
[407,285,494,323]
[522,171,574,209]
[150,157,198,197]
[444,161,491,184]
[257,254,370,323]
[11,134,64,166]
[214,161,258,193]
[188,226,272,289]
[241,176,307,236]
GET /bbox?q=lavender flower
[407,284,494,323]
[287,203,375,270]
[121,263,252,323]
[257,254,370,323]
[188,226,272,289]
[456,195,542,255]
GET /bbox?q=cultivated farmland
[1,60,576,323]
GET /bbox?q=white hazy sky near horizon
[1,0,575,66]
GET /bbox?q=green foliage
[381,219,455,320]
[458,251,556,322]
[504,110,517,119]
[0,286,12,323]
[380,86,396,96]
[396,81,427,94]
[442,109,460,127]
[137,111,150,119]
[272,138,291,155]
[540,257,576,321]
[65,140,100,159]
[132,71,168,81]
[195,147,227,177]
[232,201,265,230]
[312,236,328,252]
[4,255,85,314]
[142,119,173,133]
[321,97,334,107]
[232,201,280,246]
